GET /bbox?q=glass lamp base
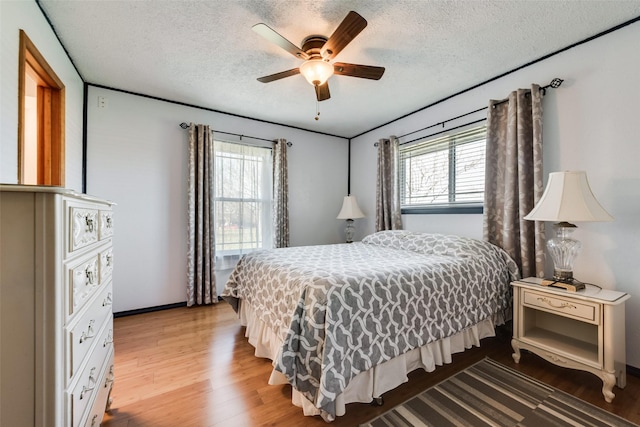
[553,269,575,283]
[547,222,581,284]
[344,219,354,243]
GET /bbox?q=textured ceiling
[39,0,640,138]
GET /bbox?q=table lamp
[524,171,613,291]
[337,195,365,243]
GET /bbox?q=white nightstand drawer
[523,289,600,324]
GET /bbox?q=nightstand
[511,277,629,402]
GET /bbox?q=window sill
[401,205,483,215]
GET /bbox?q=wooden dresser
[0,185,115,426]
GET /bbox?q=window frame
[212,140,273,257]
[399,125,486,215]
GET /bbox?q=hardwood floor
[102,302,640,426]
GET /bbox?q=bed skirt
[238,299,503,420]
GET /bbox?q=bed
[221,230,520,421]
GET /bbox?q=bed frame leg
[371,396,384,406]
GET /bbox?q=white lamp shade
[299,59,334,86]
[524,171,613,222]
[337,195,365,220]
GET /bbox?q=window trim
[401,205,483,215]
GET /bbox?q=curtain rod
[179,122,292,147]
[399,118,487,146]
[382,78,564,144]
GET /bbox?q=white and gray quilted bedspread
[222,231,520,420]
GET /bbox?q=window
[399,126,486,214]
[18,30,65,186]
[214,140,272,269]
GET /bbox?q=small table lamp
[524,171,613,291]
[337,195,365,243]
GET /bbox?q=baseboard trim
[628,364,640,378]
[114,301,187,318]
[113,297,226,318]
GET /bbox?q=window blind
[399,126,486,212]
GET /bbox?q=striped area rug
[361,358,637,427]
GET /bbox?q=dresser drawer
[99,210,114,240]
[67,254,100,317]
[68,284,113,381]
[70,207,99,252]
[69,316,114,426]
[523,290,601,324]
[99,245,114,285]
[83,351,114,427]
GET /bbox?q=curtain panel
[187,123,217,306]
[483,85,545,278]
[273,139,290,248]
[376,136,403,232]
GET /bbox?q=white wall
[86,87,348,313]
[351,21,640,368]
[0,1,84,189]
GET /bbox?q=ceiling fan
[253,11,385,102]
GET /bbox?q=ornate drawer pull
[80,320,96,343]
[104,365,115,388]
[85,216,94,233]
[85,268,95,285]
[106,216,113,229]
[103,329,113,347]
[537,297,576,310]
[90,415,98,427]
[80,368,97,400]
[103,292,113,306]
[106,254,113,267]
[80,384,95,400]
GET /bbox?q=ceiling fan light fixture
[299,59,334,86]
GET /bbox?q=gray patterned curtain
[376,136,402,231]
[483,85,545,278]
[273,139,289,248]
[187,123,216,306]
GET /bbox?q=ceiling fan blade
[257,68,300,83]
[315,82,331,101]
[333,62,385,80]
[321,11,367,60]
[252,23,309,60]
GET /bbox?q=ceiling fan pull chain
[315,99,320,121]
